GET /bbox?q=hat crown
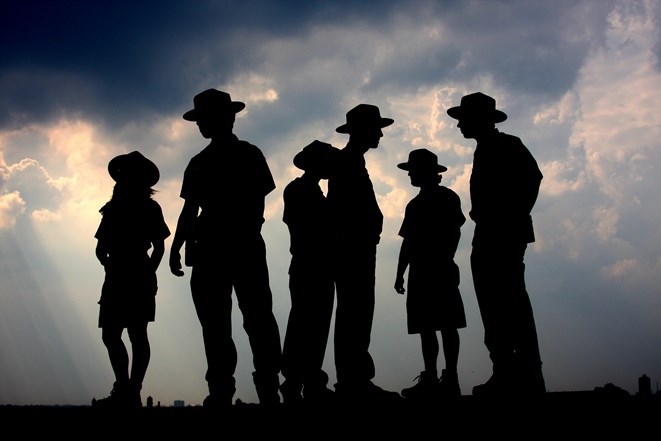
[336,104,394,133]
[398,148,447,173]
[183,89,245,121]
[108,151,160,187]
[293,140,339,172]
[447,91,507,123]
[460,92,496,111]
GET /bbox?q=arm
[169,199,198,277]
[150,239,165,272]
[95,240,109,267]
[394,238,410,295]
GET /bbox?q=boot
[401,371,440,401]
[253,371,281,406]
[438,369,461,399]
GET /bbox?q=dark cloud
[1,0,616,131]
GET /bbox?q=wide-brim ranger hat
[183,89,246,121]
[397,148,447,173]
[446,92,507,123]
[336,104,394,134]
[108,151,160,188]
[293,140,340,172]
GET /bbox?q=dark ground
[2,391,659,437]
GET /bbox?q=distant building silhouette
[173,400,185,407]
[638,374,651,398]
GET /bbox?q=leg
[334,245,376,387]
[127,323,150,393]
[234,235,282,405]
[191,262,237,406]
[401,331,440,400]
[438,327,461,397]
[440,327,459,374]
[101,326,129,387]
[420,330,439,377]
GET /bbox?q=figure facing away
[169,89,282,407]
[327,104,401,402]
[394,148,467,401]
[93,151,171,408]
[280,140,340,405]
[447,92,545,398]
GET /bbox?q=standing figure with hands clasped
[447,92,545,398]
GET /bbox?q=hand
[394,277,405,295]
[169,252,184,277]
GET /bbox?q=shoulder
[237,139,266,156]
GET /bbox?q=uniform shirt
[399,185,465,263]
[180,134,275,238]
[470,130,543,245]
[327,147,383,246]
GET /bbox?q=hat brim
[446,106,507,123]
[109,152,160,187]
[182,101,246,121]
[336,117,394,134]
[397,163,447,173]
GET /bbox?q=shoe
[92,382,141,409]
[401,371,440,401]
[472,373,511,398]
[365,381,403,403]
[516,368,546,398]
[253,371,281,406]
[437,369,461,399]
[303,385,336,405]
[335,381,402,404]
[203,394,232,409]
[280,380,304,405]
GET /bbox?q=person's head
[293,140,340,180]
[397,148,447,188]
[108,150,160,199]
[183,89,246,139]
[336,104,394,151]
[447,92,507,140]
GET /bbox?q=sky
[1,0,660,406]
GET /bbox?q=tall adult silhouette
[93,151,171,408]
[447,92,545,398]
[280,140,340,404]
[327,104,401,402]
[394,148,466,401]
[169,89,282,407]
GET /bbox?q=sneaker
[438,369,461,399]
[401,371,440,401]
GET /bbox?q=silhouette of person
[280,140,340,405]
[447,92,545,398]
[327,104,401,402]
[394,148,466,401]
[169,89,282,408]
[93,151,171,408]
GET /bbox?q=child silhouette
[93,151,170,408]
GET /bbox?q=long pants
[334,243,377,386]
[281,256,335,389]
[190,234,281,400]
[470,242,542,375]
